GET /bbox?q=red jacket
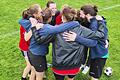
[19,26,29,51]
[55,14,62,25]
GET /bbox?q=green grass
[0,0,120,80]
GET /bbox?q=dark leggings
[82,47,88,64]
[82,47,91,66]
[54,73,75,80]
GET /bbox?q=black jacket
[32,22,105,70]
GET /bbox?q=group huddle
[18,1,109,80]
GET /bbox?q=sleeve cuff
[31,27,36,33]
[75,35,81,43]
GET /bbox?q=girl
[20,6,106,80]
[19,10,35,80]
[31,6,106,80]
[19,4,46,80]
[63,5,108,80]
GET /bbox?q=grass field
[0,0,120,80]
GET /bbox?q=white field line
[0,4,120,39]
[99,4,120,11]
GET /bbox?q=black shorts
[89,58,107,78]
[54,73,76,80]
[28,51,47,72]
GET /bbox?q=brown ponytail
[62,6,77,22]
[81,5,98,16]
[22,4,43,22]
[93,5,98,13]
[42,8,52,23]
[22,9,28,19]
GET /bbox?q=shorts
[89,58,107,78]
[21,50,28,59]
[54,73,76,80]
[28,50,47,72]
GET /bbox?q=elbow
[24,36,29,41]
[101,33,105,38]
[25,38,29,41]
[90,41,97,47]
[97,31,105,39]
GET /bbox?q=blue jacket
[89,18,108,59]
[35,20,105,69]
[39,21,79,36]
[75,18,108,59]
[19,19,79,55]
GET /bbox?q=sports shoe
[82,66,90,74]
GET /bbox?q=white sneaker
[82,66,90,74]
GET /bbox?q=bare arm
[24,18,39,41]
[24,30,32,41]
